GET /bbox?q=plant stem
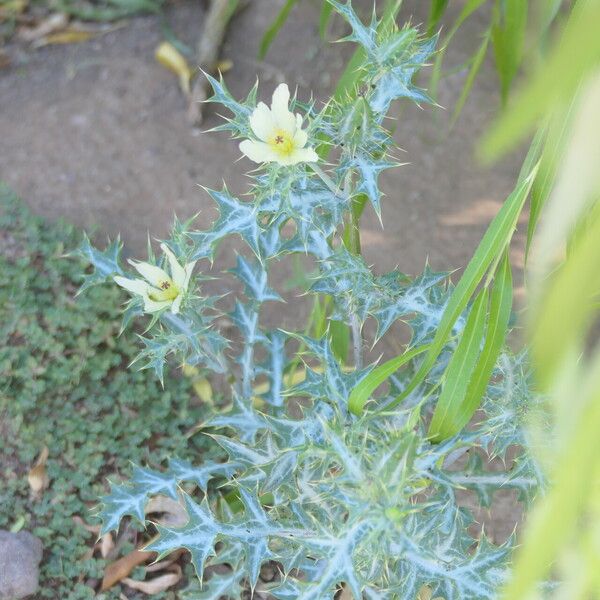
[351,313,363,369]
[344,196,363,255]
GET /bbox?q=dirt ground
[0,0,523,273]
[0,0,526,545]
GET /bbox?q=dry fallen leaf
[34,30,94,47]
[18,12,68,42]
[0,51,10,70]
[145,553,182,573]
[122,564,182,594]
[0,0,27,18]
[216,58,233,73]
[99,533,115,559]
[28,446,49,497]
[155,41,193,96]
[338,584,354,599]
[101,548,156,592]
[145,495,188,527]
[417,585,445,600]
[182,364,214,405]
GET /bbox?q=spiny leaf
[191,187,262,259]
[231,254,282,303]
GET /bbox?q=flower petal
[249,102,276,142]
[128,259,171,288]
[171,294,183,314]
[292,126,308,149]
[182,261,197,291]
[114,276,150,297]
[270,83,296,132]
[143,296,173,313]
[160,243,186,289]
[287,146,319,165]
[239,139,279,164]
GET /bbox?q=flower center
[269,130,294,156]
[149,278,179,302]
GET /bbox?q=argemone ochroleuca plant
[79,2,545,598]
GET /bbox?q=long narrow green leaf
[384,166,537,413]
[348,345,431,415]
[427,0,450,35]
[258,0,298,59]
[531,205,600,389]
[429,0,488,101]
[480,0,600,161]
[450,29,491,126]
[444,251,513,438]
[319,0,334,39]
[525,82,588,260]
[428,287,488,442]
[491,0,528,104]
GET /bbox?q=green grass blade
[429,0,488,101]
[491,0,528,104]
[450,28,490,126]
[319,0,334,38]
[445,251,513,438]
[258,0,298,59]
[349,345,431,415]
[427,0,450,35]
[384,166,537,413]
[428,286,488,442]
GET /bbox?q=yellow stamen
[269,130,294,157]
[149,279,179,302]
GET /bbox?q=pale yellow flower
[239,83,319,166]
[114,244,195,314]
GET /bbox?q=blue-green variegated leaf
[180,571,244,599]
[311,248,383,322]
[369,33,438,114]
[97,481,148,534]
[441,453,539,508]
[373,266,451,343]
[395,498,511,599]
[230,300,265,345]
[204,72,255,137]
[287,333,373,412]
[327,0,378,57]
[76,235,124,293]
[190,187,262,259]
[231,254,282,303]
[258,331,287,407]
[206,392,267,443]
[169,457,240,492]
[350,154,398,217]
[148,494,219,580]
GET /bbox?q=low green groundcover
[0,185,205,599]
